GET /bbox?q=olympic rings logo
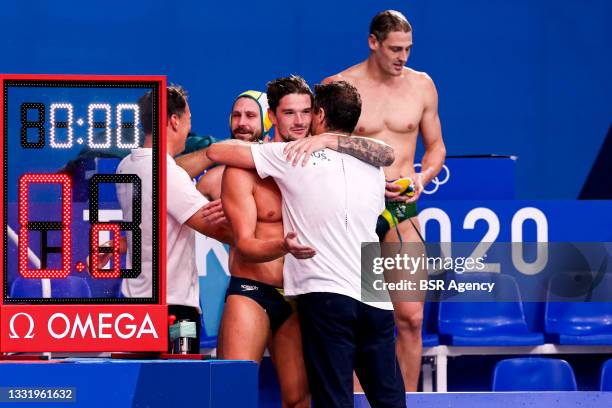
[414,164,450,194]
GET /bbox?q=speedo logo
[240,285,259,291]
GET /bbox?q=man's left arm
[417,74,446,186]
[206,139,256,169]
[284,134,395,167]
[208,140,290,183]
[176,148,215,179]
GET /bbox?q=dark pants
[168,304,201,354]
[297,292,406,408]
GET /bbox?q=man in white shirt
[207,81,405,407]
[322,11,446,390]
[116,85,230,353]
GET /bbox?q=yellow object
[395,177,415,197]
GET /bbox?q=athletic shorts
[225,276,294,334]
[376,201,418,241]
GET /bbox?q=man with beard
[179,90,273,200]
[217,76,313,408]
[215,76,396,407]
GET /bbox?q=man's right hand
[201,199,227,226]
[283,231,316,259]
[283,134,334,166]
[385,181,410,202]
[404,173,424,203]
[385,177,423,203]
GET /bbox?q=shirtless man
[218,76,396,407]
[322,10,446,391]
[209,80,402,408]
[218,77,312,408]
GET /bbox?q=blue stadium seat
[545,273,612,345]
[601,358,612,391]
[493,358,577,391]
[438,272,544,346]
[10,276,92,298]
[422,301,439,347]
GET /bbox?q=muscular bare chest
[353,82,423,142]
[253,177,282,222]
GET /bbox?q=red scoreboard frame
[0,74,168,352]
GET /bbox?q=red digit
[89,223,121,279]
[18,173,72,279]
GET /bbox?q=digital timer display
[0,75,167,352]
[2,77,162,304]
[20,101,141,150]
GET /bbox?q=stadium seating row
[424,272,612,346]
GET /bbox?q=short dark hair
[370,10,412,42]
[266,75,313,113]
[138,84,188,135]
[314,81,362,134]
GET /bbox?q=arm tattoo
[336,136,395,167]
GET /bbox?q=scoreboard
[0,75,168,352]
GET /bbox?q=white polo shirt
[251,142,392,310]
[116,149,207,309]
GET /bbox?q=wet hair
[138,84,188,135]
[369,10,412,42]
[266,75,314,113]
[314,81,361,134]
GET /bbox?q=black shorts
[225,276,294,334]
